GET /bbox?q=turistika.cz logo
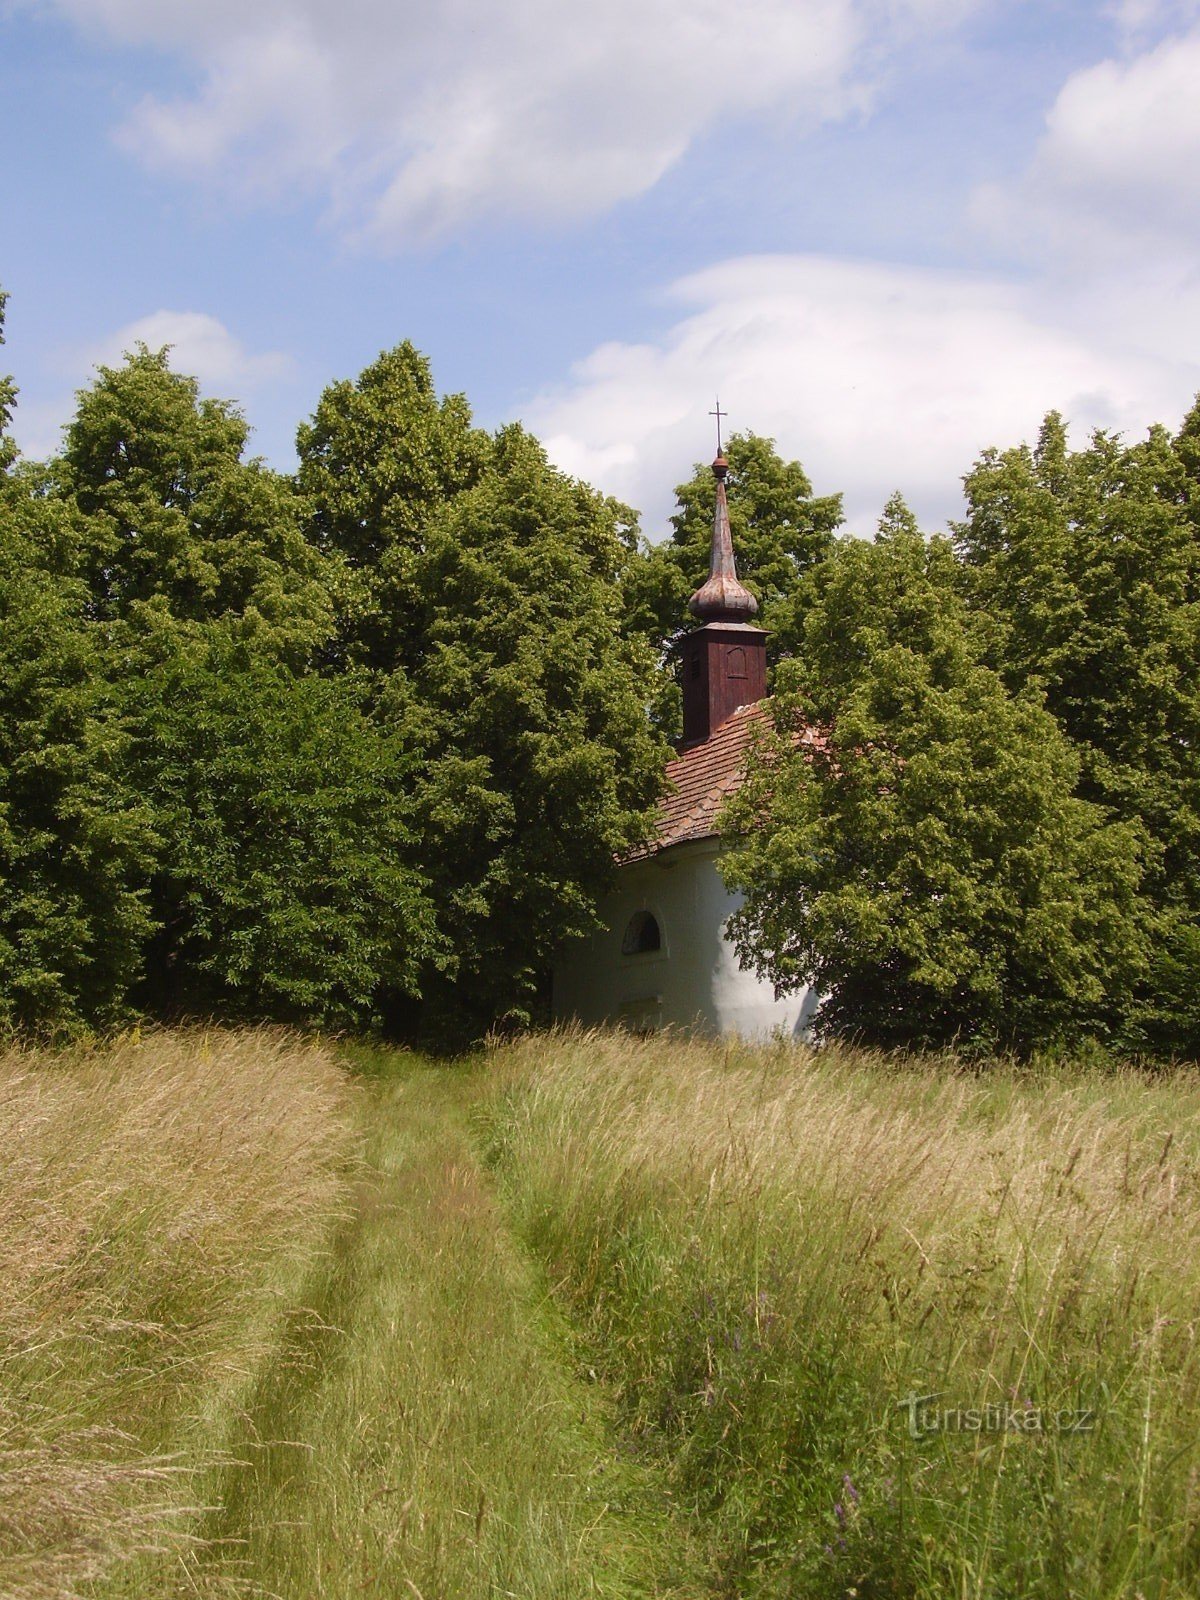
[897,1391,1097,1440]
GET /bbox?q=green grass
[184,1049,702,1598]
[1,1028,703,1599]
[10,1024,1200,1599]
[479,1029,1200,1600]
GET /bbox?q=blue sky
[2,0,1199,537]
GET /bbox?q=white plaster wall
[552,840,818,1040]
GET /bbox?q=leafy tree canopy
[60,345,336,662]
[956,405,1200,1053]
[392,424,670,1039]
[722,513,1146,1054]
[122,623,439,1030]
[10,282,1197,1060]
[297,342,492,669]
[0,490,155,1034]
[957,411,1200,812]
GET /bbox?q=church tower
[679,452,767,749]
[551,437,816,1040]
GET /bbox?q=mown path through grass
[189,1050,702,1600]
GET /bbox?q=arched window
[621,909,662,955]
[725,646,747,680]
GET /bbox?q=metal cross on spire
[709,397,727,456]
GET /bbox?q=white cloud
[85,310,293,389]
[8,394,74,463]
[1107,0,1200,39]
[32,0,981,243]
[528,255,1200,539]
[973,24,1200,261]
[8,311,294,462]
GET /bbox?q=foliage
[296,342,492,669]
[0,456,154,1034]
[722,511,1146,1052]
[0,320,673,1039]
[957,409,1200,1053]
[296,351,669,1042]
[392,425,669,1038]
[61,345,335,662]
[121,622,439,1029]
[8,280,1200,1058]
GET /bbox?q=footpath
[193,1053,701,1599]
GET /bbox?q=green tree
[121,623,439,1029]
[60,345,335,662]
[0,288,16,473]
[296,345,669,1039]
[956,408,1200,1053]
[1,320,669,1041]
[0,553,155,1035]
[29,337,446,1033]
[297,343,492,669]
[395,425,669,1039]
[0,292,154,1033]
[721,513,1145,1053]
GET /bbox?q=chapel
[551,449,819,1038]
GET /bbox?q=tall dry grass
[481,1029,1200,1598]
[0,1029,355,1600]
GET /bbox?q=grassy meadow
[4,1025,1200,1598]
[482,1031,1200,1598]
[0,1030,356,1598]
[0,1031,701,1600]
[191,1050,701,1599]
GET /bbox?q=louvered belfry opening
[679,452,767,750]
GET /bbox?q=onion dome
[687,454,758,623]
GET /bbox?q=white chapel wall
[552,840,817,1040]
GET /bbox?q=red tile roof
[626,702,769,862]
